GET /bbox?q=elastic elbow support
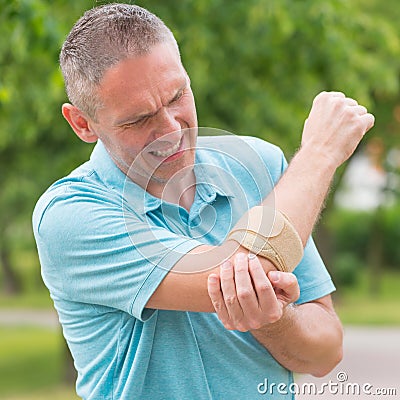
[227,206,304,273]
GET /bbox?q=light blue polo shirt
[33,135,335,400]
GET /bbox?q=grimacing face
[87,43,198,189]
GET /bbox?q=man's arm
[251,294,343,378]
[146,91,374,313]
[207,252,342,377]
[205,91,372,375]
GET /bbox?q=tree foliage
[0,0,91,292]
[1,0,400,291]
[140,0,400,151]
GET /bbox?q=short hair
[60,3,179,119]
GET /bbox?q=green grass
[0,327,79,399]
[334,270,400,325]
[2,386,78,400]
[0,249,53,309]
[0,290,53,309]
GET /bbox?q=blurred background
[1,0,400,398]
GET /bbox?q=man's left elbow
[311,320,344,377]
[311,344,343,378]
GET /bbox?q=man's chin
[127,165,182,187]
[126,148,196,188]
[150,163,195,185]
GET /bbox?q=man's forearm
[251,296,343,377]
[230,92,373,271]
[262,91,374,246]
[266,146,336,246]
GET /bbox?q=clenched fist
[301,91,375,167]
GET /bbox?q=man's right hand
[301,91,375,168]
[207,253,300,332]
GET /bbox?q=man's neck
[147,168,196,212]
[109,151,197,212]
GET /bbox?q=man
[32,4,374,399]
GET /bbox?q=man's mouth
[149,137,182,158]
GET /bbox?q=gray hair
[60,3,179,119]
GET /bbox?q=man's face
[88,43,198,188]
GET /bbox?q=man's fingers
[352,104,367,115]
[233,253,258,314]
[344,98,358,106]
[327,91,346,98]
[361,113,375,133]
[220,260,244,322]
[268,271,300,304]
[346,103,374,135]
[248,255,281,323]
[207,274,233,329]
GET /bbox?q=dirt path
[0,309,59,329]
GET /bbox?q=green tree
[0,0,91,293]
[0,0,92,385]
[140,0,400,152]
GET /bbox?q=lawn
[334,270,400,325]
[2,387,78,400]
[0,327,78,400]
[0,290,53,309]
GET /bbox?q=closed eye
[122,115,150,128]
[169,88,185,104]
[118,86,186,130]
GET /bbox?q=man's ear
[62,104,98,143]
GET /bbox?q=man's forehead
[97,45,187,116]
[100,43,183,87]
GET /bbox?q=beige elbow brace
[227,206,304,273]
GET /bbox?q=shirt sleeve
[33,183,202,322]
[294,238,336,304]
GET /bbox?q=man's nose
[153,107,181,138]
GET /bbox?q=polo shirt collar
[89,141,160,214]
[89,140,126,190]
[90,140,234,215]
[193,151,235,202]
